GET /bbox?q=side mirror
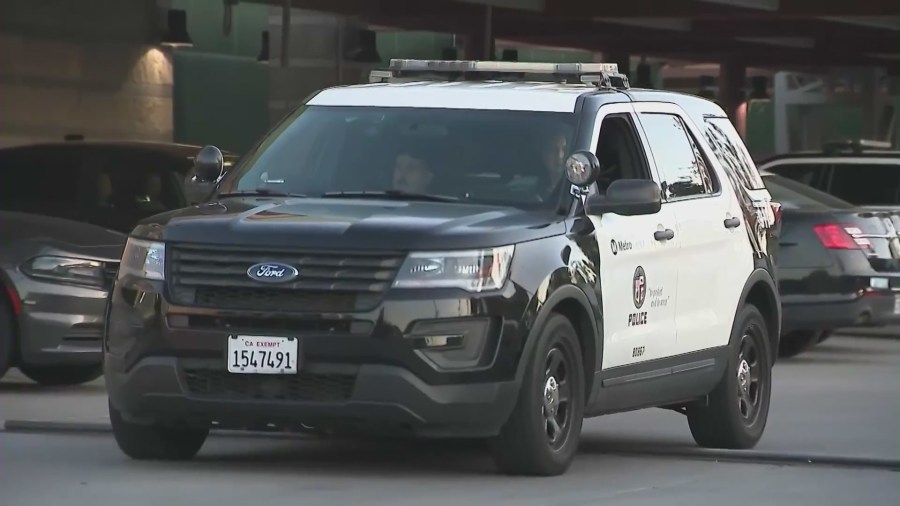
[193,145,225,183]
[564,151,601,187]
[585,179,662,217]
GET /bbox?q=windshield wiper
[217,187,308,198]
[320,190,459,203]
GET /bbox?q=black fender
[729,267,782,363]
[513,282,603,401]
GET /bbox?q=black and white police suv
[104,59,782,476]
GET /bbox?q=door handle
[724,217,741,229]
[654,229,675,241]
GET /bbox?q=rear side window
[0,146,83,217]
[639,113,716,200]
[764,162,829,190]
[828,163,900,206]
[703,117,766,190]
[762,174,855,210]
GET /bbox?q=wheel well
[552,299,596,402]
[745,281,779,360]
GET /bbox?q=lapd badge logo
[633,266,646,309]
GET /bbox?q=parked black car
[0,140,231,385]
[759,139,900,211]
[761,170,900,357]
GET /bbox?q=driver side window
[591,114,653,196]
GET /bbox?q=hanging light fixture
[161,9,193,47]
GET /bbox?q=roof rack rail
[368,59,630,90]
[823,138,893,153]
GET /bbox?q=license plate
[227,335,299,374]
[894,296,900,315]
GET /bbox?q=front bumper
[104,277,530,438]
[12,275,108,366]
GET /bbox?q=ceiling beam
[546,0,900,18]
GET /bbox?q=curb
[600,444,900,472]
[3,419,897,471]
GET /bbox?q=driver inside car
[392,149,435,194]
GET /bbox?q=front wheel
[109,401,209,460]
[489,313,585,476]
[687,304,772,449]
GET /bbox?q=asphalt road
[1,335,898,505]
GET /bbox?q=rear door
[633,103,754,355]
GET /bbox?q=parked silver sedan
[0,210,123,385]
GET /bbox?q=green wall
[169,0,270,154]
[172,51,269,154]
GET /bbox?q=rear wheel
[687,304,772,449]
[109,401,208,460]
[489,313,585,476]
[18,364,103,386]
[778,330,821,358]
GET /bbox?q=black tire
[18,364,103,386]
[489,313,585,476]
[778,330,821,358]
[0,298,13,379]
[109,401,208,460]
[687,304,772,449]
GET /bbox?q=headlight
[392,245,515,292]
[22,256,106,287]
[119,238,165,281]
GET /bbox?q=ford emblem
[247,262,299,283]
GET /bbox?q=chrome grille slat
[167,243,405,312]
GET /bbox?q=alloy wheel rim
[542,346,572,450]
[736,329,763,424]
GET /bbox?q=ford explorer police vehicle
[104,59,782,476]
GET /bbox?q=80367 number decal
[227,335,299,374]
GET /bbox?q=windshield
[762,173,855,210]
[216,105,577,210]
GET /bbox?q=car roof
[310,80,729,117]
[0,140,236,158]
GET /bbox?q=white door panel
[592,208,680,369]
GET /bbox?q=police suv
[105,59,782,476]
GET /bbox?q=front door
[583,103,681,370]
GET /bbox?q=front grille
[183,368,356,402]
[167,244,405,313]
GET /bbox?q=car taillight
[813,224,859,249]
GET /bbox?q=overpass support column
[464,5,494,60]
[719,60,746,122]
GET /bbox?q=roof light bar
[388,59,620,75]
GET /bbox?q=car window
[764,162,830,189]
[704,117,765,190]
[761,173,855,210]
[0,146,85,220]
[827,162,900,206]
[218,105,578,210]
[80,147,189,232]
[639,112,715,199]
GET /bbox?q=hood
[0,211,126,261]
[145,197,566,250]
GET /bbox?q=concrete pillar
[719,60,747,122]
[463,5,494,60]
